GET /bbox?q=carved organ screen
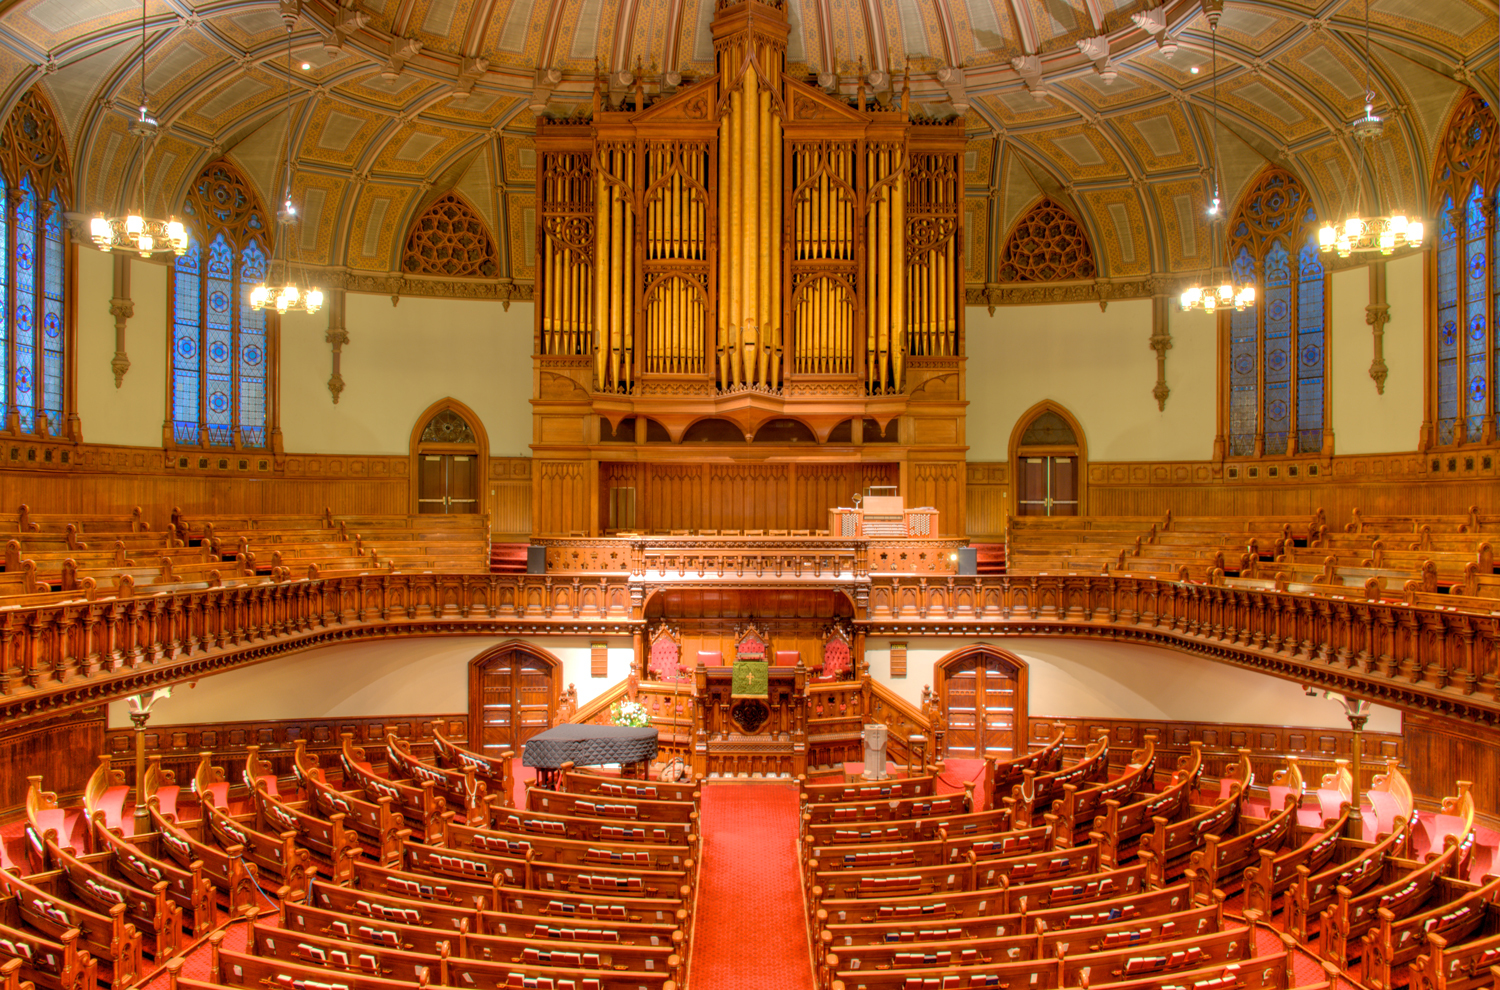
[529,0,967,538]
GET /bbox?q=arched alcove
[467,641,563,755]
[935,644,1028,760]
[1008,402,1087,517]
[409,398,489,514]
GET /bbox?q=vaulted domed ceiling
[0,0,1494,289]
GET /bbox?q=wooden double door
[942,653,1021,758]
[418,454,479,514]
[471,647,555,755]
[1017,456,1078,516]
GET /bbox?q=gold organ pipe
[609,153,623,387]
[742,69,758,384]
[771,112,782,388]
[728,86,742,385]
[718,132,728,383]
[866,150,876,386]
[877,152,890,389]
[624,149,634,387]
[892,163,905,389]
[594,169,607,382]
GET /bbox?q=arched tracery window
[170,161,274,450]
[0,89,72,438]
[1429,92,1498,447]
[1224,167,1327,458]
[402,192,497,278]
[997,198,1095,282]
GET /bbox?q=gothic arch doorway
[936,645,1027,759]
[409,399,488,514]
[1010,402,1087,517]
[468,642,560,756]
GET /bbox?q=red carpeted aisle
[688,782,816,990]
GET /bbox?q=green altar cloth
[731,659,769,698]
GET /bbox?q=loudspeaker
[526,545,547,574]
[957,546,978,576]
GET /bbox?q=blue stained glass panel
[1296,241,1325,453]
[237,240,267,448]
[0,176,9,430]
[1228,246,1258,457]
[204,234,235,446]
[1464,184,1488,442]
[14,177,38,433]
[41,189,64,431]
[1437,199,1459,445]
[172,241,203,445]
[1262,240,1292,455]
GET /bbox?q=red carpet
[688,782,815,990]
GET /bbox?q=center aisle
[688,782,816,990]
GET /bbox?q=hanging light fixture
[1181,16,1254,314]
[89,0,189,257]
[249,22,324,315]
[1316,0,1423,257]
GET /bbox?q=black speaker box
[957,546,978,576]
[526,545,547,574]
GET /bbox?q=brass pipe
[609,156,623,387]
[892,162,905,389]
[594,168,607,382]
[624,151,634,387]
[728,88,743,385]
[771,114,782,388]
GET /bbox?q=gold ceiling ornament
[1317,0,1423,258]
[250,20,324,316]
[1180,16,1253,314]
[89,0,188,258]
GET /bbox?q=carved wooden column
[325,288,348,403]
[1150,293,1172,411]
[1366,260,1389,395]
[109,255,134,387]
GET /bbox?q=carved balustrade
[1,572,1499,729]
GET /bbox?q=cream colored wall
[75,249,169,448]
[280,295,534,457]
[965,299,1218,462]
[106,635,634,727]
[1330,253,1424,455]
[863,636,1401,732]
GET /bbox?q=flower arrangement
[610,700,651,728]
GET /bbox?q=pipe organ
[531,0,967,538]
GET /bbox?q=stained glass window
[170,161,273,449]
[1225,168,1327,457]
[1431,92,1497,447]
[0,90,71,438]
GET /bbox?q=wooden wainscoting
[1401,713,1500,829]
[0,708,107,810]
[1025,715,1403,797]
[99,713,469,789]
[967,453,1500,538]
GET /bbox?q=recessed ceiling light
[1190,66,1200,74]
[301,61,312,70]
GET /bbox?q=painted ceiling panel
[1083,187,1149,274]
[948,0,1017,67]
[455,150,497,233]
[39,37,127,150]
[4,0,170,51]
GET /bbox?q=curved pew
[1364,873,1500,990]
[386,733,494,825]
[1138,749,1251,886]
[342,734,452,842]
[0,918,98,990]
[1091,742,1202,867]
[433,729,514,809]
[0,848,142,990]
[1285,812,1413,941]
[292,740,410,865]
[443,819,694,872]
[1242,800,1358,918]
[802,774,938,805]
[804,807,1012,847]
[192,755,310,901]
[490,806,696,848]
[1411,925,1500,990]
[24,779,182,959]
[1186,758,1305,899]
[526,787,698,825]
[1006,735,1110,828]
[809,843,1094,903]
[805,821,1057,875]
[559,766,701,804]
[144,798,258,913]
[982,731,1066,806]
[401,840,694,900]
[1054,736,1157,846]
[85,812,214,938]
[800,790,973,828]
[79,757,130,846]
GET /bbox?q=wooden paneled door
[470,646,556,756]
[940,649,1025,759]
[418,454,479,514]
[1017,456,1078,516]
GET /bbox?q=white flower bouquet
[610,699,651,727]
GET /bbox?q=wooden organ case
[531,0,968,538]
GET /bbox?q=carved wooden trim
[1150,294,1172,411]
[325,288,348,404]
[1367,260,1389,395]
[109,255,132,388]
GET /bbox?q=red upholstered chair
[774,650,800,667]
[697,650,724,667]
[819,636,852,681]
[648,627,689,683]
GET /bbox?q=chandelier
[1180,17,1254,314]
[249,22,324,315]
[89,0,189,257]
[1316,0,1423,258]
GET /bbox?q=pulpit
[692,625,809,778]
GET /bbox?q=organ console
[530,0,968,538]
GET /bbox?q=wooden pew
[292,739,410,866]
[341,733,453,842]
[558,766,701,805]
[1186,758,1306,898]
[243,772,361,883]
[1054,736,1156,846]
[809,842,1093,904]
[433,729,514,809]
[1138,749,1251,886]
[1090,742,1201,867]
[799,790,972,828]
[527,787,699,825]
[0,849,143,990]
[443,819,695,872]
[401,840,694,901]
[144,799,258,913]
[1284,812,1413,941]
[1411,920,1500,990]
[804,807,1013,847]
[489,806,697,849]
[385,733,494,825]
[192,753,310,900]
[24,779,182,959]
[802,775,938,805]
[0,913,98,990]
[980,730,1065,806]
[1005,735,1110,828]
[85,813,214,938]
[1364,874,1500,990]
